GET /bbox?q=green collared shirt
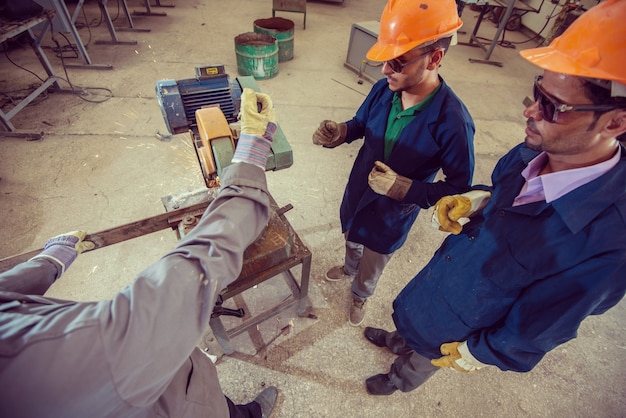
[384,85,441,161]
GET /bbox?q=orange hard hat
[366,0,463,62]
[520,0,626,86]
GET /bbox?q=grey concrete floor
[1,0,625,416]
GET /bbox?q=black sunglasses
[532,75,616,123]
[385,49,433,73]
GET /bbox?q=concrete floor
[1,0,625,416]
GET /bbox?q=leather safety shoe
[325,265,355,282]
[349,298,366,326]
[366,373,398,396]
[364,327,388,348]
[254,386,278,418]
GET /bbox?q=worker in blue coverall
[0,89,280,418]
[311,0,475,326]
[362,0,626,396]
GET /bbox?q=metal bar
[0,200,211,273]
[132,0,168,17]
[225,297,298,339]
[0,12,61,132]
[296,253,311,316]
[94,0,137,45]
[70,0,85,24]
[4,78,57,120]
[30,26,62,90]
[0,131,43,140]
[120,0,137,29]
[484,0,516,60]
[48,0,92,65]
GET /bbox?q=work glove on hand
[31,230,95,274]
[367,161,412,201]
[431,190,491,235]
[431,341,486,373]
[311,120,347,148]
[233,88,277,170]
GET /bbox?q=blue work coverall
[341,77,475,254]
[0,163,270,418]
[393,143,626,372]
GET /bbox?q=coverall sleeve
[344,79,388,144]
[402,116,475,208]
[467,252,626,372]
[0,257,61,296]
[96,162,271,406]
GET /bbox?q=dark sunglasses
[385,49,433,73]
[532,75,616,123]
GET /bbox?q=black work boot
[254,386,278,418]
[363,327,389,347]
[366,373,398,396]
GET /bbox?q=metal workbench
[460,0,540,67]
[0,10,62,137]
[162,188,312,357]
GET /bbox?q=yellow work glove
[367,161,412,201]
[311,120,347,148]
[239,88,276,136]
[233,88,277,169]
[31,230,95,274]
[431,190,491,235]
[431,341,485,373]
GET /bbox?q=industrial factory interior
[0,0,624,416]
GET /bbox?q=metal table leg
[132,0,174,17]
[94,0,138,45]
[43,0,113,70]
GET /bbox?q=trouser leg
[383,330,414,356]
[343,237,363,276]
[225,396,262,418]
[350,246,393,301]
[389,350,439,393]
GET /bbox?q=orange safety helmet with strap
[366,0,463,62]
[520,0,626,96]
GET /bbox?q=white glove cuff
[461,190,491,213]
[30,254,66,275]
[456,341,488,371]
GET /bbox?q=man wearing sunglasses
[364,0,626,397]
[311,0,475,327]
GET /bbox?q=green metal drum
[253,17,295,62]
[234,32,279,80]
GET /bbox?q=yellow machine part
[195,106,237,186]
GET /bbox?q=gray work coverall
[0,162,270,418]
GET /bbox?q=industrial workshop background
[0,0,623,417]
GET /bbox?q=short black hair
[426,36,453,55]
[582,79,626,109]
[581,79,626,141]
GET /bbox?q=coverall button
[499,210,505,216]
[445,255,451,261]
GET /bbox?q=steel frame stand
[132,0,174,17]
[459,0,517,67]
[0,12,64,137]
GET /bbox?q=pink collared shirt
[513,147,622,206]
